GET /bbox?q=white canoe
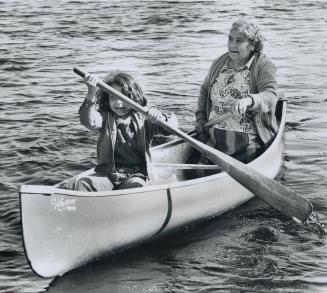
[19,100,287,278]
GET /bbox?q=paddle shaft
[73,67,313,224]
[204,112,233,128]
[187,112,233,136]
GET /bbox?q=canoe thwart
[152,163,219,170]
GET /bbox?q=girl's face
[228,29,255,66]
[108,83,132,117]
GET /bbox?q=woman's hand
[195,119,207,134]
[84,74,99,101]
[234,96,253,115]
[147,108,166,123]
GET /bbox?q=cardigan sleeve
[251,57,278,113]
[195,71,210,122]
[78,99,103,130]
[148,112,179,137]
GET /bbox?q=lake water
[1,0,327,292]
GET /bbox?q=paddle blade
[205,149,313,224]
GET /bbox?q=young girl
[73,71,178,191]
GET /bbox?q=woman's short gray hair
[231,20,265,52]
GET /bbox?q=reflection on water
[0,0,326,292]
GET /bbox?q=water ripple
[0,0,327,292]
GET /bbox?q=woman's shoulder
[253,53,277,71]
[207,52,230,80]
[211,52,229,66]
[254,53,276,66]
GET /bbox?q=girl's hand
[84,74,99,101]
[147,108,166,123]
[234,96,253,115]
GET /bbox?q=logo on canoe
[51,196,76,212]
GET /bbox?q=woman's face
[228,29,255,66]
[108,83,132,117]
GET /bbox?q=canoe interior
[54,100,284,189]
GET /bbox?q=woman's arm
[251,57,278,113]
[195,71,210,123]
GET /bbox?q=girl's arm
[78,74,103,130]
[78,100,103,130]
[147,108,178,136]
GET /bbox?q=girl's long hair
[97,72,147,112]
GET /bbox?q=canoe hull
[20,101,286,277]
[20,186,170,278]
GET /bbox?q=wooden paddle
[187,112,233,135]
[73,67,313,224]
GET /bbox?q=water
[1,0,327,292]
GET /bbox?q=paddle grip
[73,67,87,78]
[73,66,150,117]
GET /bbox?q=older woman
[195,20,278,163]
